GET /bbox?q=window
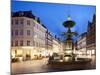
[15,41,18,46]
[20,40,23,46]
[27,20,30,25]
[27,40,30,46]
[27,30,30,36]
[20,30,23,35]
[11,30,13,36]
[15,30,18,36]
[20,19,24,24]
[15,19,18,25]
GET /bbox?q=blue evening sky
[12,0,96,40]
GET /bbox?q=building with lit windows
[52,36,61,54]
[33,18,47,57]
[77,32,87,57]
[11,11,47,60]
[45,30,53,56]
[86,14,96,55]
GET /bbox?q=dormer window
[19,12,24,16]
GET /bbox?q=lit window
[92,50,95,54]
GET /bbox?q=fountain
[48,16,91,65]
[62,16,77,62]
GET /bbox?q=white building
[53,38,60,53]
[52,37,63,54]
[33,17,47,57]
[11,11,47,60]
[45,31,53,56]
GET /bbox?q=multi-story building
[45,30,53,56]
[77,32,87,56]
[11,11,47,60]
[59,41,64,55]
[52,36,60,53]
[86,14,96,55]
[33,17,47,57]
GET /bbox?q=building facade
[33,17,47,57]
[86,14,96,55]
[45,30,53,56]
[52,37,60,54]
[77,32,87,56]
[11,11,47,60]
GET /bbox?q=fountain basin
[48,58,92,65]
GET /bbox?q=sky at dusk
[12,0,96,40]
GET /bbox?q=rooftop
[12,11,35,19]
[12,10,47,29]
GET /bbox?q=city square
[11,1,96,75]
[12,55,95,74]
